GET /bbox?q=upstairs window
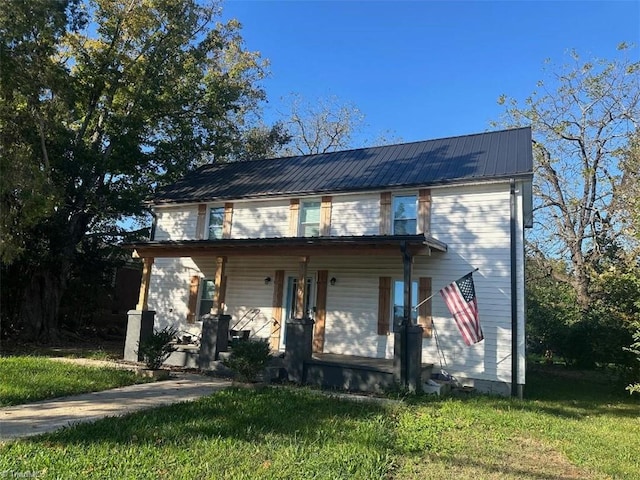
[393,195,417,234]
[208,207,224,239]
[299,201,321,237]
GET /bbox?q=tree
[498,44,640,311]
[278,93,366,155]
[0,0,267,341]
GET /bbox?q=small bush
[223,339,272,382]
[136,326,178,370]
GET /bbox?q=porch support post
[296,256,309,318]
[136,257,154,310]
[124,310,155,362]
[394,242,422,392]
[402,243,413,327]
[213,256,227,315]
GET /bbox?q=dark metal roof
[154,127,533,204]
[126,234,447,257]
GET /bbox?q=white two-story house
[128,127,533,396]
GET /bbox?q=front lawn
[0,367,638,479]
[0,356,150,406]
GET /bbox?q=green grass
[0,367,638,479]
[0,357,150,406]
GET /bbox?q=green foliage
[223,339,272,382]
[526,255,638,369]
[0,356,149,406]
[624,323,640,394]
[0,0,269,340]
[136,326,178,370]
[497,45,640,311]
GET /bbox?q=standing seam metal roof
[153,127,533,204]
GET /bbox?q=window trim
[298,199,321,237]
[392,194,418,235]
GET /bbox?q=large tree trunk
[19,264,70,342]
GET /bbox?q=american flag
[439,272,483,345]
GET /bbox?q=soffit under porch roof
[126,234,447,259]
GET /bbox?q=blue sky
[221,0,639,144]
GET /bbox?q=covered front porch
[124,234,446,392]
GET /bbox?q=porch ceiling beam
[126,235,445,259]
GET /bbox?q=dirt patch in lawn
[395,433,600,480]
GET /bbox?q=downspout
[509,179,521,398]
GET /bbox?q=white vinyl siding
[330,194,380,236]
[146,181,525,391]
[230,199,290,238]
[154,206,198,240]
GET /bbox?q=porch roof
[125,234,447,258]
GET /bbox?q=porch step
[218,351,232,362]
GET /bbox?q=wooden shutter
[320,196,332,236]
[313,270,328,352]
[195,204,206,240]
[222,203,233,239]
[270,270,285,350]
[289,199,300,236]
[418,277,433,337]
[187,275,200,324]
[377,276,391,335]
[418,189,431,235]
[380,192,391,235]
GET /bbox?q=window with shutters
[198,279,215,317]
[208,207,224,239]
[392,195,417,234]
[392,280,418,331]
[299,201,321,237]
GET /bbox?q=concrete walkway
[0,373,231,442]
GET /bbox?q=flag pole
[413,267,479,311]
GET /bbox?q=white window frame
[198,278,215,317]
[207,206,225,240]
[391,279,418,331]
[392,194,417,235]
[299,200,321,237]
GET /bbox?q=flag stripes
[439,272,483,345]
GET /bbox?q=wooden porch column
[136,257,154,310]
[296,256,309,318]
[270,270,285,350]
[213,256,227,315]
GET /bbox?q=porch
[306,353,433,393]
[127,312,430,393]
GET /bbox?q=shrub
[136,326,178,370]
[223,339,272,383]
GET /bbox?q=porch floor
[310,353,395,373]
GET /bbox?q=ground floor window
[198,279,215,317]
[392,280,418,331]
